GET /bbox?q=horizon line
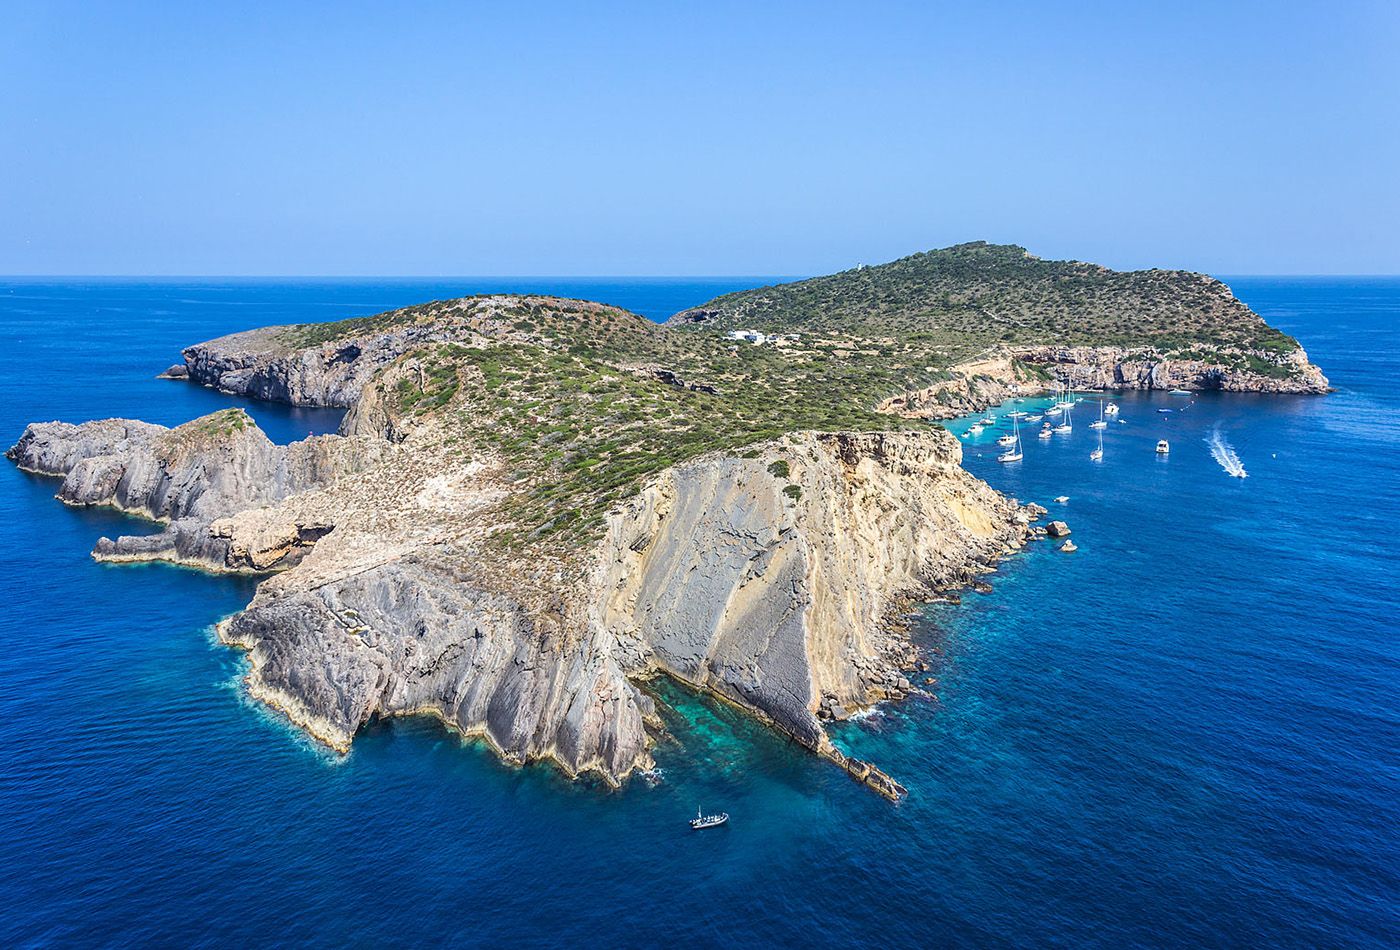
[3,272,1399,281]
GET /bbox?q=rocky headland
[10,243,1326,797]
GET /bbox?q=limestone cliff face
[595,431,1024,753]
[7,410,367,571]
[882,345,1329,420]
[219,556,657,781]
[1014,344,1329,393]
[183,326,429,408]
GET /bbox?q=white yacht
[1038,423,1053,440]
[1104,402,1120,416]
[997,433,1017,447]
[1156,439,1170,454]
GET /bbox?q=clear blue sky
[2,1,1397,276]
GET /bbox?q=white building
[725,329,767,345]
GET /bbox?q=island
[7,242,1327,799]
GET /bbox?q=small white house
[724,329,767,345]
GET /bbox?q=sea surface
[0,277,1395,948]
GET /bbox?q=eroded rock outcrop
[183,326,423,408]
[7,409,371,571]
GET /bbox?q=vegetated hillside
[670,241,1301,358]
[324,295,941,552]
[190,244,1319,554]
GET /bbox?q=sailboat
[1090,401,1107,429]
[1056,379,1075,410]
[1054,403,1073,433]
[1090,428,1103,461]
[998,416,1023,462]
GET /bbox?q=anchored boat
[1156,439,1170,455]
[690,808,729,830]
[998,416,1023,463]
[1090,401,1107,429]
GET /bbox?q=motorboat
[1156,439,1170,454]
[1104,402,1120,416]
[690,807,729,830]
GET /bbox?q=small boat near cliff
[1105,402,1120,416]
[690,808,729,830]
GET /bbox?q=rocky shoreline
[881,343,1329,420]
[10,342,1039,799]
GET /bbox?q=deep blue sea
[0,277,1395,948]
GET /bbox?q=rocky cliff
[7,408,370,571]
[182,326,422,408]
[879,343,1330,420]
[1012,343,1329,394]
[11,381,1028,795]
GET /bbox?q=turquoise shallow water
[0,277,1396,947]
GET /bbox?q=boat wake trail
[1205,425,1248,478]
